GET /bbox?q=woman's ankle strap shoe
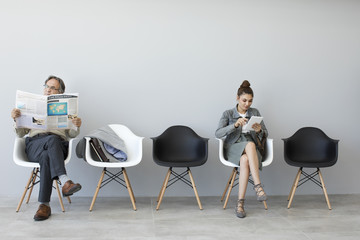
[253,183,267,201]
[235,199,246,218]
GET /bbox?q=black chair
[152,126,208,210]
[283,127,339,210]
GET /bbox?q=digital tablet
[243,116,263,131]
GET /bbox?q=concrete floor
[1,194,359,239]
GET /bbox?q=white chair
[84,124,144,211]
[13,137,74,212]
[217,138,273,210]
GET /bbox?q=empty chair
[13,137,73,212]
[83,124,144,211]
[217,138,273,210]
[283,127,339,210]
[152,126,208,210]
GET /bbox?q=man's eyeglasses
[43,84,59,91]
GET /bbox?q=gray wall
[1,0,359,198]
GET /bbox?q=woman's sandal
[235,199,246,218]
[253,183,267,201]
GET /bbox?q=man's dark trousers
[25,134,69,202]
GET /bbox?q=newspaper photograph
[15,90,79,130]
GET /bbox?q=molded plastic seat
[282,127,339,210]
[217,138,273,210]
[13,137,74,212]
[152,125,208,210]
[83,124,144,211]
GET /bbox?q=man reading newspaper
[11,75,83,221]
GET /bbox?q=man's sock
[40,202,50,207]
[59,174,71,184]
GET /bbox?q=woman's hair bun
[240,80,250,88]
[237,80,253,97]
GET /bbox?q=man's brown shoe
[34,204,51,221]
[62,180,82,197]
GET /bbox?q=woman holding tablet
[215,80,268,218]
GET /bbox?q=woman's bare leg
[236,154,250,218]
[244,142,261,185]
[244,142,267,200]
[238,154,250,199]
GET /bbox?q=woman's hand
[234,117,248,128]
[11,108,21,120]
[72,117,82,127]
[252,123,262,133]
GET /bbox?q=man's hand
[11,108,21,120]
[72,117,82,127]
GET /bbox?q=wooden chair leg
[16,169,36,212]
[188,169,203,210]
[26,168,39,204]
[223,169,237,209]
[55,180,65,212]
[287,167,300,201]
[287,168,302,209]
[122,168,136,203]
[156,169,171,210]
[157,168,170,202]
[318,169,332,210]
[122,168,137,211]
[263,200,268,210]
[89,169,106,211]
[221,168,237,202]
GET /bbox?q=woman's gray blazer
[215,106,268,160]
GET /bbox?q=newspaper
[15,90,79,130]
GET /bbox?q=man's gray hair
[45,75,65,93]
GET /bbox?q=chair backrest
[152,126,208,167]
[108,124,144,164]
[13,137,73,168]
[282,127,339,168]
[84,124,144,168]
[262,139,274,167]
[13,138,31,167]
[217,138,273,168]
